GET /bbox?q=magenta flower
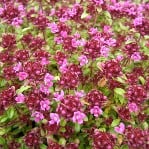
[31,111,44,122]
[72,111,86,124]
[41,57,49,66]
[68,7,77,17]
[131,52,141,61]
[90,106,103,117]
[78,55,88,66]
[60,31,68,38]
[0,8,4,15]
[40,99,50,111]
[75,90,85,98]
[18,72,28,81]
[44,73,54,87]
[114,122,125,134]
[49,8,55,16]
[49,113,60,125]
[92,0,104,5]
[78,39,86,46]
[133,17,143,26]
[103,25,113,35]
[100,46,110,57]
[105,38,116,47]
[53,90,64,101]
[89,27,98,35]
[71,38,80,48]
[59,59,68,73]
[48,22,59,33]
[15,93,25,103]
[54,36,63,44]
[11,17,23,27]
[128,102,139,113]
[116,55,123,61]
[40,84,50,95]
[13,62,22,72]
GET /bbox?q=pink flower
[78,55,88,66]
[49,113,60,125]
[13,62,22,72]
[31,111,44,122]
[128,102,139,113]
[18,72,28,81]
[40,84,50,95]
[90,106,103,117]
[60,17,68,22]
[59,59,68,73]
[75,90,85,98]
[131,52,141,61]
[133,17,143,26]
[60,31,68,38]
[15,93,25,103]
[105,38,116,47]
[114,122,125,134]
[41,57,49,65]
[53,90,64,101]
[72,38,80,48]
[54,36,63,44]
[100,46,110,57]
[68,7,77,17]
[103,25,113,35]
[89,27,98,35]
[78,39,86,46]
[74,33,80,39]
[48,22,59,33]
[72,111,86,124]
[92,0,104,5]
[11,17,23,27]
[116,55,123,61]
[49,8,55,16]
[18,5,24,11]
[0,8,4,15]
[44,73,54,87]
[40,99,50,111]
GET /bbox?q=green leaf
[0,128,6,136]
[142,122,148,130]
[60,118,67,127]
[59,138,66,146]
[116,77,126,84]
[120,144,129,149]
[114,88,126,96]
[118,96,126,104]
[83,68,90,75]
[59,127,66,133]
[98,128,106,132]
[6,107,15,119]
[81,11,89,19]
[84,116,88,122]
[16,85,31,94]
[74,123,81,133]
[22,27,32,33]
[54,76,60,81]
[139,76,145,85]
[111,119,120,127]
[0,80,7,87]
[0,136,6,145]
[40,144,47,149]
[0,116,8,123]
[104,11,111,19]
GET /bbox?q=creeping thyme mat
[0,0,149,148]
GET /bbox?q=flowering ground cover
[0,0,149,148]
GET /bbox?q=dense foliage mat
[0,0,149,148]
